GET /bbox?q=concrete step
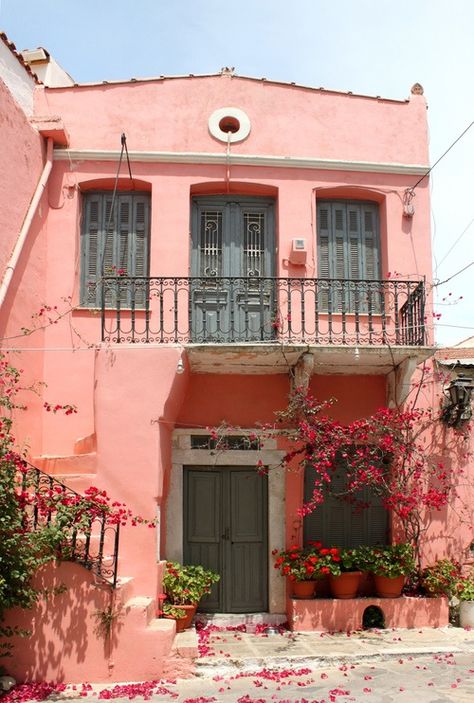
[51,473,98,493]
[32,454,97,475]
[74,433,96,455]
[195,612,287,628]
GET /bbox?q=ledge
[288,596,449,632]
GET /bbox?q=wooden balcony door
[190,196,275,342]
[184,466,268,613]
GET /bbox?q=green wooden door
[184,467,268,613]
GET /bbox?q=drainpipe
[0,137,54,309]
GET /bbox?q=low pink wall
[2,562,175,683]
[288,596,449,632]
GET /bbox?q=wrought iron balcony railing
[99,276,426,347]
[20,463,120,587]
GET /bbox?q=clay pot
[163,603,197,632]
[373,574,405,598]
[292,580,316,599]
[329,571,362,599]
[179,603,198,629]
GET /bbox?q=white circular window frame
[208,106,251,143]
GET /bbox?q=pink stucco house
[1,34,472,683]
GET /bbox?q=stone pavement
[193,624,474,677]
[13,625,474,703]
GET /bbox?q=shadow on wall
[2,561,118,683]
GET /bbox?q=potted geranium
[455,575,474,628]
[163,561,220,629]
[318,547,363,599]
[272,543,322,598]
[421,559,462,598]
[360,544,415,598]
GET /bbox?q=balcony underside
[185,343,435,375]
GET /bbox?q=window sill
[73,307,149,313]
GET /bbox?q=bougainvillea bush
[214,383,470,572]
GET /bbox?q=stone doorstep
[194,612,287,628]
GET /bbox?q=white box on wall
[289,238,307,265]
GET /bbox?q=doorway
[183,466,268,613]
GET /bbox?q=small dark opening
[219,116,240,134]
[362,605,385,630]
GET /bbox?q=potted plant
[272,543,322,598]
[161,603,188,633]
[455,575,474,627]
[163,561,220,629]
[360,543,415,598]
[318,547,363,599]
[420,559,462,598]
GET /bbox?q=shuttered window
[80,192,150,307]
[303,453,389,548]
[317,201,380,312]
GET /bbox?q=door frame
[167,429,286,613]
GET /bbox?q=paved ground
[9,626,474,703]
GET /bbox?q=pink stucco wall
[36,76,429,165]
[0,76,47,455]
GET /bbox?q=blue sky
[2,0,473,345]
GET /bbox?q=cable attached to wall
[99,133,135,276]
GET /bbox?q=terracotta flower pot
[163,604,197,632]
[374,574,405,598]
[292,580,316,599]
[179,603,198,629]
[329,571,362,599]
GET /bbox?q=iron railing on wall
[20,463,120,588]
[99,276,426,347]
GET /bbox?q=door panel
[184,467,268,613]
[191,197,275,342]
[184,470,221,611]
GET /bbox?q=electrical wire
[410,121,474,192]
[433,260,474,287]
[122,133,134,186]
[436,216,474,269]
[100,137,125,276]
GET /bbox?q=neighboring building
[1,33,471,682]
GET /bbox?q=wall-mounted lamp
[442,374,473,427]
[176,359,185,375]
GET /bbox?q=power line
[410,120,474,192]
[436,216,474,269]
[434,260,474,287]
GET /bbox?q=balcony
[99,277,432,374]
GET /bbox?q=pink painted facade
[1,43,472,681]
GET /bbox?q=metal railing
[99,276,426,347]
[20,463,120,588]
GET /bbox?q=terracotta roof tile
[0,31,40,83]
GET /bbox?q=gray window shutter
[317,200,380,313]
[81,192,150,307]
[81,195,102,306]
[132,197,149,306]
[303,453,389,548]
[317,201,380,282]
